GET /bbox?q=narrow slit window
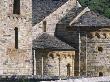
[15,27,18,49]
[13,0,20,14]
[66,63,71,76]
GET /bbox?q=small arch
[56,54,60,57]
[95,32,100,38]
[103,33,107,38]
[99,72,103,76]
[49,53,54,59]
[66,63,71,76]
[68,54,71,58]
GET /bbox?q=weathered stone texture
[0,0,32,75]
[0,0,32,20]
[87,32,110,76]
[55,24,80,76]
[0,0,8,20]
[55,25,110,76]
[32,0,77,39]
[78,31,110,76]
[1,0,110,77]
[35,50,75,76]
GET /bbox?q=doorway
[67,63,71,76]
[99,72,103,76]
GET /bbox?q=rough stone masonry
[1,0,110,77]
[0,0,32,75]
[0,0,77,76]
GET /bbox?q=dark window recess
[15,27,18,49]
[13,0,20,14]
[98,47,103,52]
[95,32,100,38]
[99,72,103,76]
[66,63,71,76]
[43,21,47,32]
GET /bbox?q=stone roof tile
[58,7,84,24]
[33,33,74,50]
[72,11,110,26]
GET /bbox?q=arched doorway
[99,72,103,76]
[67,63,71,76]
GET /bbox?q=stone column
[58,55,61,77]
[86,33,87,76]
[72,54,74,76]
[79,32,81,76]
[33,49,36,75]
[32,49,34,75]
[41,57,44,78]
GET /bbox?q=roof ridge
[69,7,90,26]
[72,11,110,26]
[58,7,84,24]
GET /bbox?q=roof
[72,11,110,26]
[58,7,84,24]
[32,0,68,25]
[32,33,74,50]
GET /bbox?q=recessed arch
[49,53,54,58]
[99,72,103,76]
[95,32,100,38]
[103,33,107,38]
[66,63,71,76]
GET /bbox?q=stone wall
[32,0,77,39]
[55,24,80,76]
[79,32,87,76]
[55,25,110,76]
[35,49,75,76]
[0,0,32,75]
[0,0,32,20]
[0,0,8,20]
[75,29,110,76]
[86,31,110,76]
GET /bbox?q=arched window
[95,32,100,38]
[15,27,18,49]
[66,63,71,76]
[103,33,107,38]
[13,0,20,14]
[99,72,103,76]
[49,53,54,59]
